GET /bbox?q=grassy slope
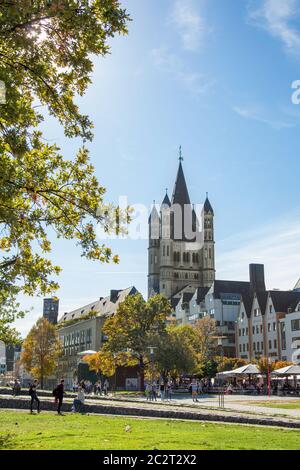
[1,411,300,450]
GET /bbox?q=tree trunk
[139,356,145,392]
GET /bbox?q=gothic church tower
[148,150,215,299]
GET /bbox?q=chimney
[249,264,266,293]
[110,290,120,303]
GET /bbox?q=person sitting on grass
[72,386,85,413]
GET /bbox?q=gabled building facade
[237,290,300,362]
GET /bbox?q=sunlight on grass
[0,411,300,450]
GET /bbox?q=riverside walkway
[1,391,300,428]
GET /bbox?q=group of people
[28,377,112,415]
[72,379,109,396]
[28,379,65,415]
[145,381,173,402]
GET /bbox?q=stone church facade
[148,155,215,299]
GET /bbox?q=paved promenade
[1,392,300,428]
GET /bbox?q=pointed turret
[161,190,171,208]
[203,193,214,215]
[148,201,160,223]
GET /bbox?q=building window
[260,325,263,334]
[273,322,277,331]
[280,323,286,351]
[269,340,272,349]
[269,305,273,313]
[274,339,277,349]
[268,323,271,332]
[253,342,256,351]
[167,246,170,257]
[239,329,241,337]
[291,319,300,331]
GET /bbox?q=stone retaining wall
[1,397,300,429]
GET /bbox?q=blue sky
[16,0,300,335]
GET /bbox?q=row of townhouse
[237,290,300,362]
[171,264,266,357]
[170,264,300,361]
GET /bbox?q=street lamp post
[217,337,225,409]
[267,357,272,399]
[147,347,157,386]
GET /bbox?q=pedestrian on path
[152,382,157,401]
[166,381,172,402]
[103,379,109,396]
[29,379,40,414]
[53,379,65,415]
[191,380,198,403]
[160,382,165,401]
[145,382,151,401]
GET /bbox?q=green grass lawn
[1,410,300,450]
[253,401,300,410]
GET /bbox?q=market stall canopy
[77,350,97,356]
[272,365,300,376]
[216,364,260,378]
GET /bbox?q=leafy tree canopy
[0,1,130,342]
[100,293,172,390]
[21,317,61,388]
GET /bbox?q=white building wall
[237,304,250,360]
[251,297,264,358]
[283,306,300,362]
[264,297,279,360]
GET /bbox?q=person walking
[152,381,157,402]
[29,379,40,414]
[53,379,65,415]
[160,382,165,402]
[191,379,198,403]
[103,379,109,396]
[166,381,172,402]
[145,382,151,401]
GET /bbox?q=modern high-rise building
[148,151,215,299]
[43,297,59,325]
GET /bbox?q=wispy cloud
[218,215,300,290]
[152,47,215,95]
[170,0,208,51]
[248,0,300,54]
[232,104,295,129]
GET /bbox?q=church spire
[203,193,214,215]
[161,188,171,208]
[171,147,191,207]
